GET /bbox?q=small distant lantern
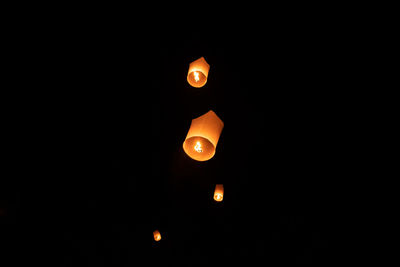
[187,57,210,88]
[153,230,161,242]
[214,184,224,202]
[183,110,224,161]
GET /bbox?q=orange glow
[214,184,224,202]
[183,110,224,161]
[153,230,161,241]
[187,57,210,88]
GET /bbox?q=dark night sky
[0,18,359,265]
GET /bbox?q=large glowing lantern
[214,184,224,202]
[187,57,210,88]
[153,230,161,242]
[183,110,224,161]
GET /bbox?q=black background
[0,18,358,265]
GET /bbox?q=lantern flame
[193,71,200,82]
[194,141,203,153]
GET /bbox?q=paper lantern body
[187,57,210,88]
[153,230,161,241]
[183,110,224,161]
[214,184,224,202]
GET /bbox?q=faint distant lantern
[214,184,224,202]
[153,230,161,242]
[187,57,210,88]
[183,110,224,161]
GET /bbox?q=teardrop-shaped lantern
[183,110,224,161]
[187,57,210,88]
[153,230,161,242]
[214,184,224,202]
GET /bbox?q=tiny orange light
[213,184,224,202]
[153,230,161,242]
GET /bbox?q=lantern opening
[183,136,215,161]
[214,193,223,201]
[187,70,207,87]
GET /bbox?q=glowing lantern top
[187,57,210,88]
[183,110,224,161]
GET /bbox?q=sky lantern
[153,230,161,242]
[214,184,224,202]
[183,110,224,161]
[187,57,210,88]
